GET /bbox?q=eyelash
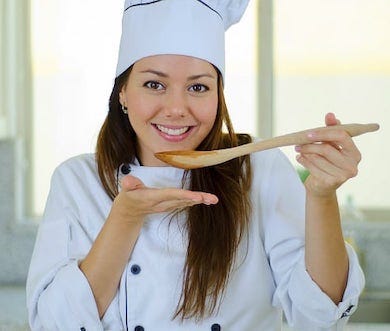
[188,84,209,93]
[143,81,209,93]
[144,81,164,90]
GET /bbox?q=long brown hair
[96,65,252,320]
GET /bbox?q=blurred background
[0,0,389,329]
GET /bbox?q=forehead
[132,54,218,77]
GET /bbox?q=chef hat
[115,0,250,79]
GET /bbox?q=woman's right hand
[110,175,219,223]
[80,174,218,317]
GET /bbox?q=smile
[155,124,191,136]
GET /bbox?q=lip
[152,123,195,142]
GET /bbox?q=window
[31,0,123,215]
[224,0,257,135]
[30,0,258,215]
[28,0,390,216]
[274,0,390,211]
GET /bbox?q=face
[119,54,218,166]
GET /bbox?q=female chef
[27,0,365,330]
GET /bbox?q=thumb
[121,175,145,192]
[325,112,341,126]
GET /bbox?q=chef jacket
[26,148,365,331]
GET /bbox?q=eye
[188,84,208,93]
[144,81,164,90]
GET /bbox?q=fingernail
[204,197,217,205]
[295,145,301,152]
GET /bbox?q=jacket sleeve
[256,149,365,331]
[26,162,123,331]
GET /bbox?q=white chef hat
[115,0,250,79]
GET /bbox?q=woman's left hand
[295,112,362,197]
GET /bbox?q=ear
[119,88,126,107]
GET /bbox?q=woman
[27,1,364,330]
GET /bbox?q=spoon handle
[226,123,380,158]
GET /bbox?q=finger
[151,199,207,213]
[149,194,219,213]
[306,139,360,162]
[190,191,219,205]
[127,188,218,213]
[296,154,354,194]
[121,175,145,191]
[297,153,343,179]
[305,128,361,159]
[296,146,359,188]
[296,142,347,166]
[296,155,342,194]
[296,142,359,176]
[155,188,219,205]
[325,112,341,126]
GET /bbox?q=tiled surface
[343,221,390,292]
[345,325,390,331]
[0,140,37,285]
[282,324,390,331]
[0,287,29,331]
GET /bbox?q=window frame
[1,0,34,222]
[0,0,37,286]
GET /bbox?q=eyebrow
[139,69,216,81]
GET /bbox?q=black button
[341,304,355,318]
[121,163,131,175]
[131,264,141,275]
[211,323,221,331]
[134,326,144,331]
[80,328,86,331]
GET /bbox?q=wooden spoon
[154,123,380,169]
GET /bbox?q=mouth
[155,124,191,135]
[152,123,195,142]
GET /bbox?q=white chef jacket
[26,148,365,331]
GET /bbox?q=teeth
[156,124,189,136]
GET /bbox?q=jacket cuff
[37,260,103,331]
[288,243,365,328]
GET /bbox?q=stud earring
[121,104,128,114]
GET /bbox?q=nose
[163,90,188,118]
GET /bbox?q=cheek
[127,95,157,121]
[197,98,218,126]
